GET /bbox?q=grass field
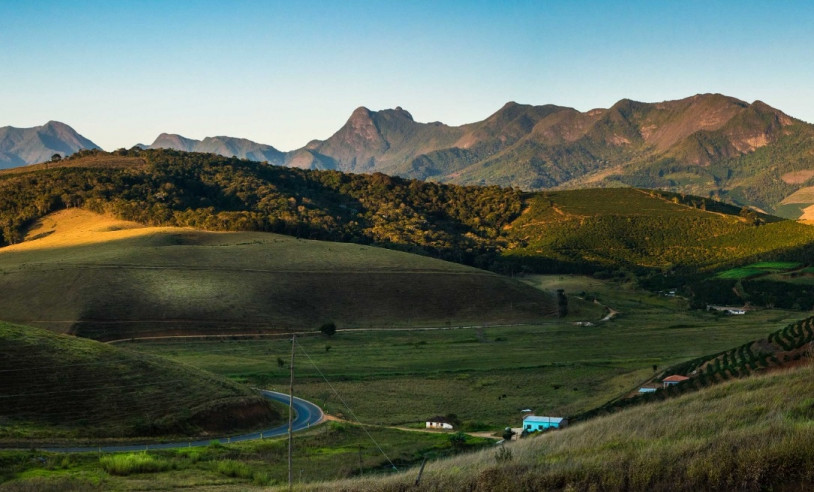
[0,209,559,340]
[309,362,814,491]
[123,274,804,430]
[0,322,283,442]
[0,423,492,490]
[716,261,803,279]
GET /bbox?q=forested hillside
[2,148,814,281]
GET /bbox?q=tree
[502,427,515,441]
[319,321,337,337]
[448,431,467,451]
[50,153,62,162]
[557,289,568,317]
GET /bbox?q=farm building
[522,415,566,432]
[662,375,690,388]
[425,416,454,430]
[707,305,747,315]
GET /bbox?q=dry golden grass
[4,208,188,252]
[780,186,814,205]
[781,169,814,185]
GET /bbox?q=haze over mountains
[143,133,285,163]
[0,121,100,168]
[5,94,814,216]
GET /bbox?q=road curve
[42,390,323,453]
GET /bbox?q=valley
[0,149,813,491]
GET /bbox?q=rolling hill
[0,321,283,442]
[0,208,558,340]
[3,149,814,291]
[0,121,100,168]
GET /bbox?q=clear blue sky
[2,0,813,151]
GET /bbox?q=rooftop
[523,415,564,424]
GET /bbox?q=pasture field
[124,275,803,430]
[0,209,559,340]
[0,424,492,490]
[716,261,803,279]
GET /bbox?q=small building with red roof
[662,375,690,388]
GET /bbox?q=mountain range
[0,121,100,168]
[4,94,814,217]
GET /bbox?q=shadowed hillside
[0,209,557,340]
[0,322,283,443]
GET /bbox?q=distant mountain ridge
[0,121,100,167]
[6,94,814,216]
[285,94,814,216]
[148,133,285,163]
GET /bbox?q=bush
[495,445,513,463]
[216,459,253,479]
[319,322,337,337]
[99,453,172,476]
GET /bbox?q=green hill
[502,188,814,276]
[2,149,814,297]
[0,322,283,443]
[0,209,558,340]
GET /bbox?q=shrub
[495,445,513,463]
[99,453,172,476]
[216,459,253,479]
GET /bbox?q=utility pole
[288,334,295,491]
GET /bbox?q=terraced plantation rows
[575,315,814,421]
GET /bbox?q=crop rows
[572,315,814,423]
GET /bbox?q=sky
[2,0,813,151]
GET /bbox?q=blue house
[523,415,566,432]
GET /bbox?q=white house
[426,416,454,430]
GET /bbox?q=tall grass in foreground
[295,363,814,491]
[98,453,172,476]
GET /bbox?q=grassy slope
[0,322,283,443]
[0,209,558,340]
[308,362,814,491]
[502,188,814,273]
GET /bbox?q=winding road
[42,390,323,453]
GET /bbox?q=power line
[295,338,399,473]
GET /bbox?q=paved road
[42,390,323,453]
